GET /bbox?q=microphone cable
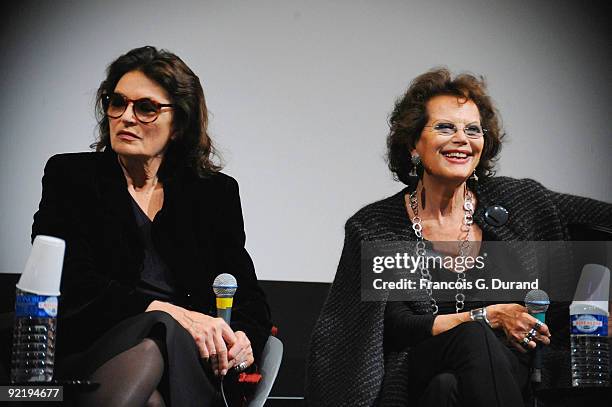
[220,375,230,407]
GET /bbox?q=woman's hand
[227,331,255,371]
[486,303,551,353]
[146,300,237,375]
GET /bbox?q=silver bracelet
[470,307,492,328]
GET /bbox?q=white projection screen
[1,0,610,282]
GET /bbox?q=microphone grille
[213,273,237,297]
[524,289,550,314]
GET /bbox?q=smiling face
[109,70,174,160]
[412,95,484,184]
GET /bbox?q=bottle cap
[17,235,65,296]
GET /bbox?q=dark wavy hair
[92,46,221,178]
[387,68,504,185]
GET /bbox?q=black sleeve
[31,155,150,323]
[214,176,272,362]
[384,301,435,351]
[546,190,612,230]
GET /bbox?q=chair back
[248,336,284,407]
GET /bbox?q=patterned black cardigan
[306,177,612,407]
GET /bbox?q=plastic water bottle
[9,235,65,383]
[570,303,610,387]
[10,289,59,382]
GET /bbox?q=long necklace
[409,185,474,314]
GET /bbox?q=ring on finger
[520,336,531,348]
[235,361,249,372]
[527,328,537,340]
[533,320,543,331]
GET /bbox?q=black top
[383,229,512,351]
[129,196,175,301]
[31,150,272,362]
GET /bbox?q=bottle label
[14,294,58,318]
[570,313,608,336]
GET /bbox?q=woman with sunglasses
[308,68,612,406]
[31,46,271,407]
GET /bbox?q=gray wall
[1,0,610,282]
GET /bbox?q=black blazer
[32,150,272,361]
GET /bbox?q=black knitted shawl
[306,177,612,407]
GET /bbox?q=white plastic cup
[571,263,610,315]
[17,235,65,296]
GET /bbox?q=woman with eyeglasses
[30,46,271,407]
[307,68,612,406]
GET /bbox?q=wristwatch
[470,307,492,328]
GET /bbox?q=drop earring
[409,154,421,177]
[470,169,479,181]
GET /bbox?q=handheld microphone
[212,274,238,324]
[524,289,550,383]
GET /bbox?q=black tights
[78,338,166,407]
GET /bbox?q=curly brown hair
[92,46,221,178]
[387,68,504,185]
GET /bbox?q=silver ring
[235,361,248,372]
[533,320,543,331]
[527,328,537,340]
[520,337,531,348]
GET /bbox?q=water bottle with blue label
[569,264,611,387]
[10,289,59,382]
[10,235,65,383]
[570,303,609,387]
